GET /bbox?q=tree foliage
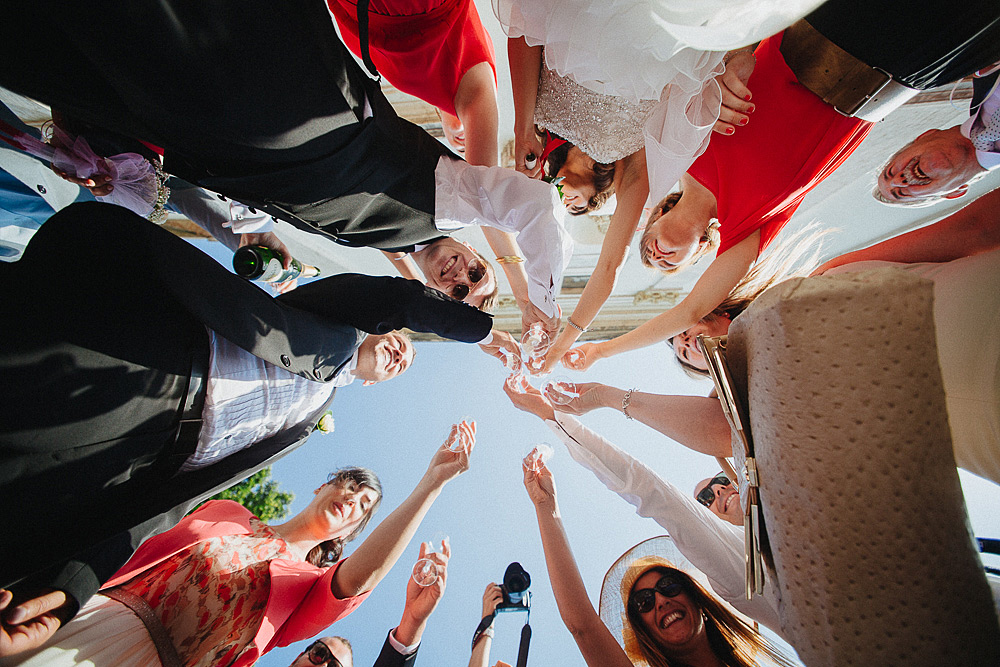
[203,467,294,521]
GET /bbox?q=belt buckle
[834,66,892,118]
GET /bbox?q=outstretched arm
[543,151,648,371]
[814,189,1000,273]
[572,232,759,369]
[523,464,633,667]
[331,423,474,598]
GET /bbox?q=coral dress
[688,33,873,254]
[328,0,496,116]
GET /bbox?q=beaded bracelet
[496,255,525,265]
[567,317,588,333]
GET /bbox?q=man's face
[355,332,413,384]
[876,128,982,204]
[421,238,496,307]
[289,638,352,667]
[693,475,742,526]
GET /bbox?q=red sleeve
[271,558,371,647]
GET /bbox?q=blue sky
[191,239,1000,667]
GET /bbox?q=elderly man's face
[876,128,982,204]
[289,638,352,667]
[422,238,496,307]
[355,332,414,384]
[693,475,742,526]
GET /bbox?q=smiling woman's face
[307,478,380,541]
[631,570,705,650]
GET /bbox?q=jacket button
[280,355,291,367]
[313,369,323,379]
[37,184,47,194]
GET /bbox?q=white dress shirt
[180,329,356,471]
[961,74,1000,170]
[545,413,784,637]
[433,157,572,320]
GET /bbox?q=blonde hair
[667,224,830,378]
[639,192,721,274]
[622,557,796,667]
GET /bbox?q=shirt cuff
[228,201,275,234]
[388,628,420,656]
[478,330,494,345]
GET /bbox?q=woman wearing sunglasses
[5,423,475,667]
[523,460,793,667]
[507,380,781,636]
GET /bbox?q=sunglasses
[306,641,343,667]
[451,260,487,301]
[628,574,684,614]
[695,473,731,509]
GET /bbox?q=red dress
[688,32,874,255]
[328,0,496,117]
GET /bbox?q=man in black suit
[0,0,568,327]
[875,68,1000,205]
[0,202,493,656]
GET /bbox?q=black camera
[497,562,531,612]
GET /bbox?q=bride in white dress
[494,0,825,373]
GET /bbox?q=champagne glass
[444,417,474,452]
[506,374,532,394]
[499,346,523,376]
[411,557,439,587]
[523,443,554,472]
[564,347,585,369]
[543,377,580,405]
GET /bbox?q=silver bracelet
[567,317,588,333]
[622,388,637,420]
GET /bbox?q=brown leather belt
[780,19,919,122]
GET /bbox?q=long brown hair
[626,566,795,667]
[667,224,830,379]
[544,137,616,215]
[305,467,382,567]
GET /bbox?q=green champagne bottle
[232,246,320,283]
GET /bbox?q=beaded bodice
[534,60,656,164]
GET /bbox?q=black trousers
[0,205,209,587]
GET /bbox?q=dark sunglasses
[306,641,343,667]
[628,574,684,614]
[451,261,486,301]
[695,473,731,509]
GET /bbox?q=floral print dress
[112,516,292,667]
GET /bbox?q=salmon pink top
[688,32,873,255]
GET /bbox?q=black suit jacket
[0,0,455,253]
[373,632,419,667]
[1,202,491,611]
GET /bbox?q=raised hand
[549,382,607,417]
[522,459,557,512]
[562,342,600,371]
[503,377,555,421]
[425,420,476,486]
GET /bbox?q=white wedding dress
[494,0,825,197]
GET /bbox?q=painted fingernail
[739,117,748,125]
[744,94,752,101]
[726,127,735,135]
[747,104,755,113]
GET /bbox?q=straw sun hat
[598,536,746,666]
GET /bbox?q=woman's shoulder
[189,499,256,522]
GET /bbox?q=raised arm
[814,188,1000,273]
[522,463,634,667]
[507,37,545,178]
[569,231,758,369]
[331,424,474,598]
[454,61,500,169]
[542,150,649,372]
